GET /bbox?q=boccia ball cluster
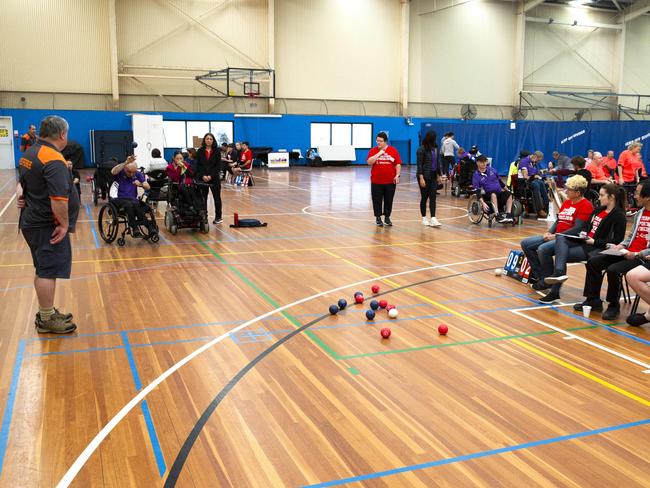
[327,284,450,340]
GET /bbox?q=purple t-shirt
[112,170,145,200]
[472,166,502,193]
[518,156,538,176]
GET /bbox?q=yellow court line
[320,248,650,407]
[0,236,527,268]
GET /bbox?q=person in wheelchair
[472,155,513,224]
[165,151,204,212]
[456,146,479,193]
[518,150,549,218]
[586,152,613,186]
[110,156,152,238]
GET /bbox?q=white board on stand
[130,114,165,172]
[0,117,15,169]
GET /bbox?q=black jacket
[587,206,627,249]
[416,146,442,180]
[196,147,221,181]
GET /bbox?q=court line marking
[511,310,650,372]
[303,417,650,487]
[0,194,16,219]
[301,204,468,222]
[321,249,650,407]
[0,340,25,478]
[54,257,505,487]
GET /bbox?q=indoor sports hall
[1,1,649,487]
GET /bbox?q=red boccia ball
[380,328,391,339]
[355,294,365,304]
[378,299,388,309]
[371,285,380,294]
[386,304,396,311]
[438,324,448,335]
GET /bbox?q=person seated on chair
[110,156,151,238]
[548,151,572,175]
[586,151,613,186]
[223,144,241,178]
[602,150,618,180]
[622,262,650,327]
[573,180,650,320]
[539,183,627,304]
[236,141,253,171]
[146,148,168,172]
[571,155,592,187]
[472,155,513,223]
[521,175,593,294]
[519,150,549,218]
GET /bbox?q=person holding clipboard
[541,183,627,304]
[574,180,650,320]
[521,175,593,302]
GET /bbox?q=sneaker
[422,217,430,226]
[537,210,548,218]
[544,273,568,285]
[626,313,650,327]
[376,217,384,226]
[35,308,73,323]
[531,281,550,291]
[602,303,621,321]
[539,292,560,304]
[35,315,77,334]
[213,218,223,224]
[573,299,603,312]
[429,217,442,227]
[384,217,393,226]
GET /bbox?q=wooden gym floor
[0,166,649,487]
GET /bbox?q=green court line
[348,367,361,375]
[193,235,340,359]
[338,324,600,360]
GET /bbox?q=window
[310,122,372,148]
[161,120,234,148]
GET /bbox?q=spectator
[574,180,650,320]
[416,130,443,227]
[602,150,618,179]
[542,183,626,303]
[472,155,513,224]
[367,131,401,227]
[110,157,151,237]
[441,132,459,176]
[549,151,572,173]
[186,148,198,172]
[586,151,612,185]
[17,115,80,333]
[196,133,223,225]
[147,148,167,172]
[623,263,650,326]
[521,175,593,295]
[20,124,37,152]
[571,155,592,187]
[618,142,643,184]
[519,150,549,218]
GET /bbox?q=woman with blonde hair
[520,175,594,302]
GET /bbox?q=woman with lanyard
[196,133,223,225]
[416,130,443,227]
[367,132,401,227]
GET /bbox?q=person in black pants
[575,181,650,320]
[196,133,223,224]
[367,132,402,226]
[416,130,442,227]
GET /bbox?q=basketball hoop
[247,92,259,108]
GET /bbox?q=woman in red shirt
[617,142,643,184]
[367,132,401,226]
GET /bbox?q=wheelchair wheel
[97,203,119,244]
[170,223,178,235]
[467,195,484,225]
[164,210,172,231]
[452,181,461,198]
[200,220,209,233]
[92,179,98,206]
[117,237,126,247]
[150,233,160,243]
[139,207,158,240]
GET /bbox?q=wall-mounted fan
[511,107,529,120]
[460,104,478,120]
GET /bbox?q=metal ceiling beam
[611,0,622,11]
[523,0,546,13]
[616,0,650,22]
[526,16,622,30]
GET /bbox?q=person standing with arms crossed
[16,115,80,333]
[196,133,223,225]
[367,132,401,227]
[20,124,37,152]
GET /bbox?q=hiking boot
[35,315,77,334]
[35,308,73,324]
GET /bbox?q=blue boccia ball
[329,305,339,315]
[338,298,347,310]
[354,291,363,297]
[366,309,376,320]
[370,300,379,310]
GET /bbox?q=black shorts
[22,227,72,279]
[484,191,511,210]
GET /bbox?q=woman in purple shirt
[472,155,513,223]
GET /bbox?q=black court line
[163,266,495,486]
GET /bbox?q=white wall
[621,16,650,112]
[275,0,401,102]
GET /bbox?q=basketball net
[247,93,258,108]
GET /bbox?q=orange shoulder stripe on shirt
[37,145,65,165]
[49,196,69,201]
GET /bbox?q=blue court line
[304,417,650,487]
[0,340,25,479]
[85,204,100,249]
[120,332,166,478]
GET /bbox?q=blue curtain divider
[2,108,649,175]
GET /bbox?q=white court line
[0,194,17,219]
[511,309,650,372]
[300,204,468,222]
[55,255,505,487]
[250,175,311,192]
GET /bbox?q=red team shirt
[367,146,402,184]
[587,209,609,239]
[555,198,594,234]
[628,210,650,252]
